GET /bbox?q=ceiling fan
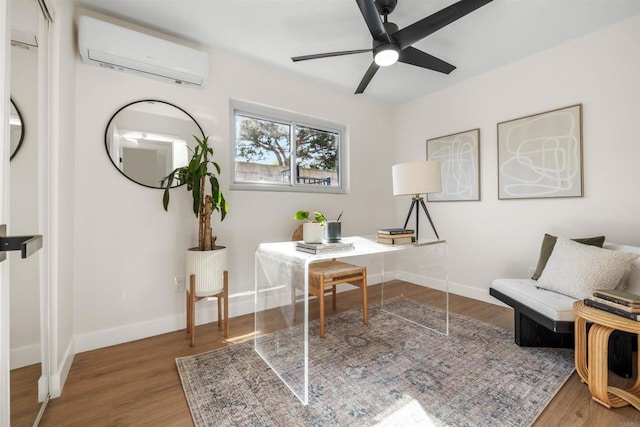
[291,0,493,94]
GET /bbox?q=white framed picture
[427,128,480,202]
[497,104,583,200]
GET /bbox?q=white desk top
[256,235,445,262]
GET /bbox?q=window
[230,100,346,193]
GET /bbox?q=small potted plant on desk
[294,210,326,243]
[161,135,229,342]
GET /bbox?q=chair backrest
[605,243,640,294]
[292,224,303,241]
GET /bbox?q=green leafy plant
[161,135,228,251]
[294,210,326,226]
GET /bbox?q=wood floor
[12,281,640,426]
[10,363,43,427]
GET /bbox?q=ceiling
[77,0,639,105]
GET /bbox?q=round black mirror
[10,98,24,161]
[105,100,204,188]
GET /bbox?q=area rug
[176,298,574,426]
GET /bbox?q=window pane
[295,125,339,187]
[234,114,291,184]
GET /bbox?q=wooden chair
[186,270,229,346]
[292,225,368,338]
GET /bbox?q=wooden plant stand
[187,271,229,346]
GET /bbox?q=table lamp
[392,160,442,240]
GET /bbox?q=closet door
[5,0,53,424]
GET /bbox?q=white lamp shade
[186,247,227,296]
[392,160,442,196]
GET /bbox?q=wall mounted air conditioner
[78,16,209,87]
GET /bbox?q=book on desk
[377,228,414,235]
[295,241,354,254]
[376,228,415,245]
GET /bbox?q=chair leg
[332,285,337,310]
[223,270,229,338]
[189,274,196,346]
[362,268,368,325]
[319,276,326,338]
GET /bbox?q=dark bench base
[490,287,635,378]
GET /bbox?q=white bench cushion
[492,242,640,325]
[491,278,577,322]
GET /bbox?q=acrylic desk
[254,236,448,404]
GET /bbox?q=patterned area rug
[176,298,574,426]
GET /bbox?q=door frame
[36,0,53,404]
[1,1,13,424]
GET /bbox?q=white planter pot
[185,247,227,296]
[303,223,324,244]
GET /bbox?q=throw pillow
[537,238,639,300]
[531,233,605,280]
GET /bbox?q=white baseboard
[72,271,505,353]
[38,373,49,401]
[49,338,75,398]
[74,313,184,353]
[390,271,508,307]
[10,342,41,370]
[448,281,509,307]
[74,292,257,353]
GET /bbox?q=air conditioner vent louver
[78,16,208,87]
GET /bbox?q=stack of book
[376,228,415,245]
[295,241,354,255]
[584,289,640,321]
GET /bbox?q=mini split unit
[77,15,209,87]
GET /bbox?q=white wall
[72,12,396,352]
[69,10,640,354]
[395,16,640,303]
[9,43,40,369]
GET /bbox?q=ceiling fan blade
[355,62,380,94]
[292,49,372,62]
[399,47,456,74]
[394,0,493,50]
[355,0,390,42]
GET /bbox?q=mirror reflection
[10,98,24,160]
[105,100,204,188]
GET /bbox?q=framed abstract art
[427,128,480,201]
[497,104,583,200]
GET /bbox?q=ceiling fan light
[374,45,399,66]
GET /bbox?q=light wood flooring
[11,281,640,426]
[10,363,43,427]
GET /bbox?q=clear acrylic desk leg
[254,250,309,404]
[381,241,449,336]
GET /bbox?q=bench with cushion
[490,236,640,377]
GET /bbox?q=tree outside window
[232,102,344,193]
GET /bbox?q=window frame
[229,99,348,194]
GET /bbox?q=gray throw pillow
[531,233,605,280]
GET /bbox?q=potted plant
[161,135,228,295]
[294,210,326,243]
